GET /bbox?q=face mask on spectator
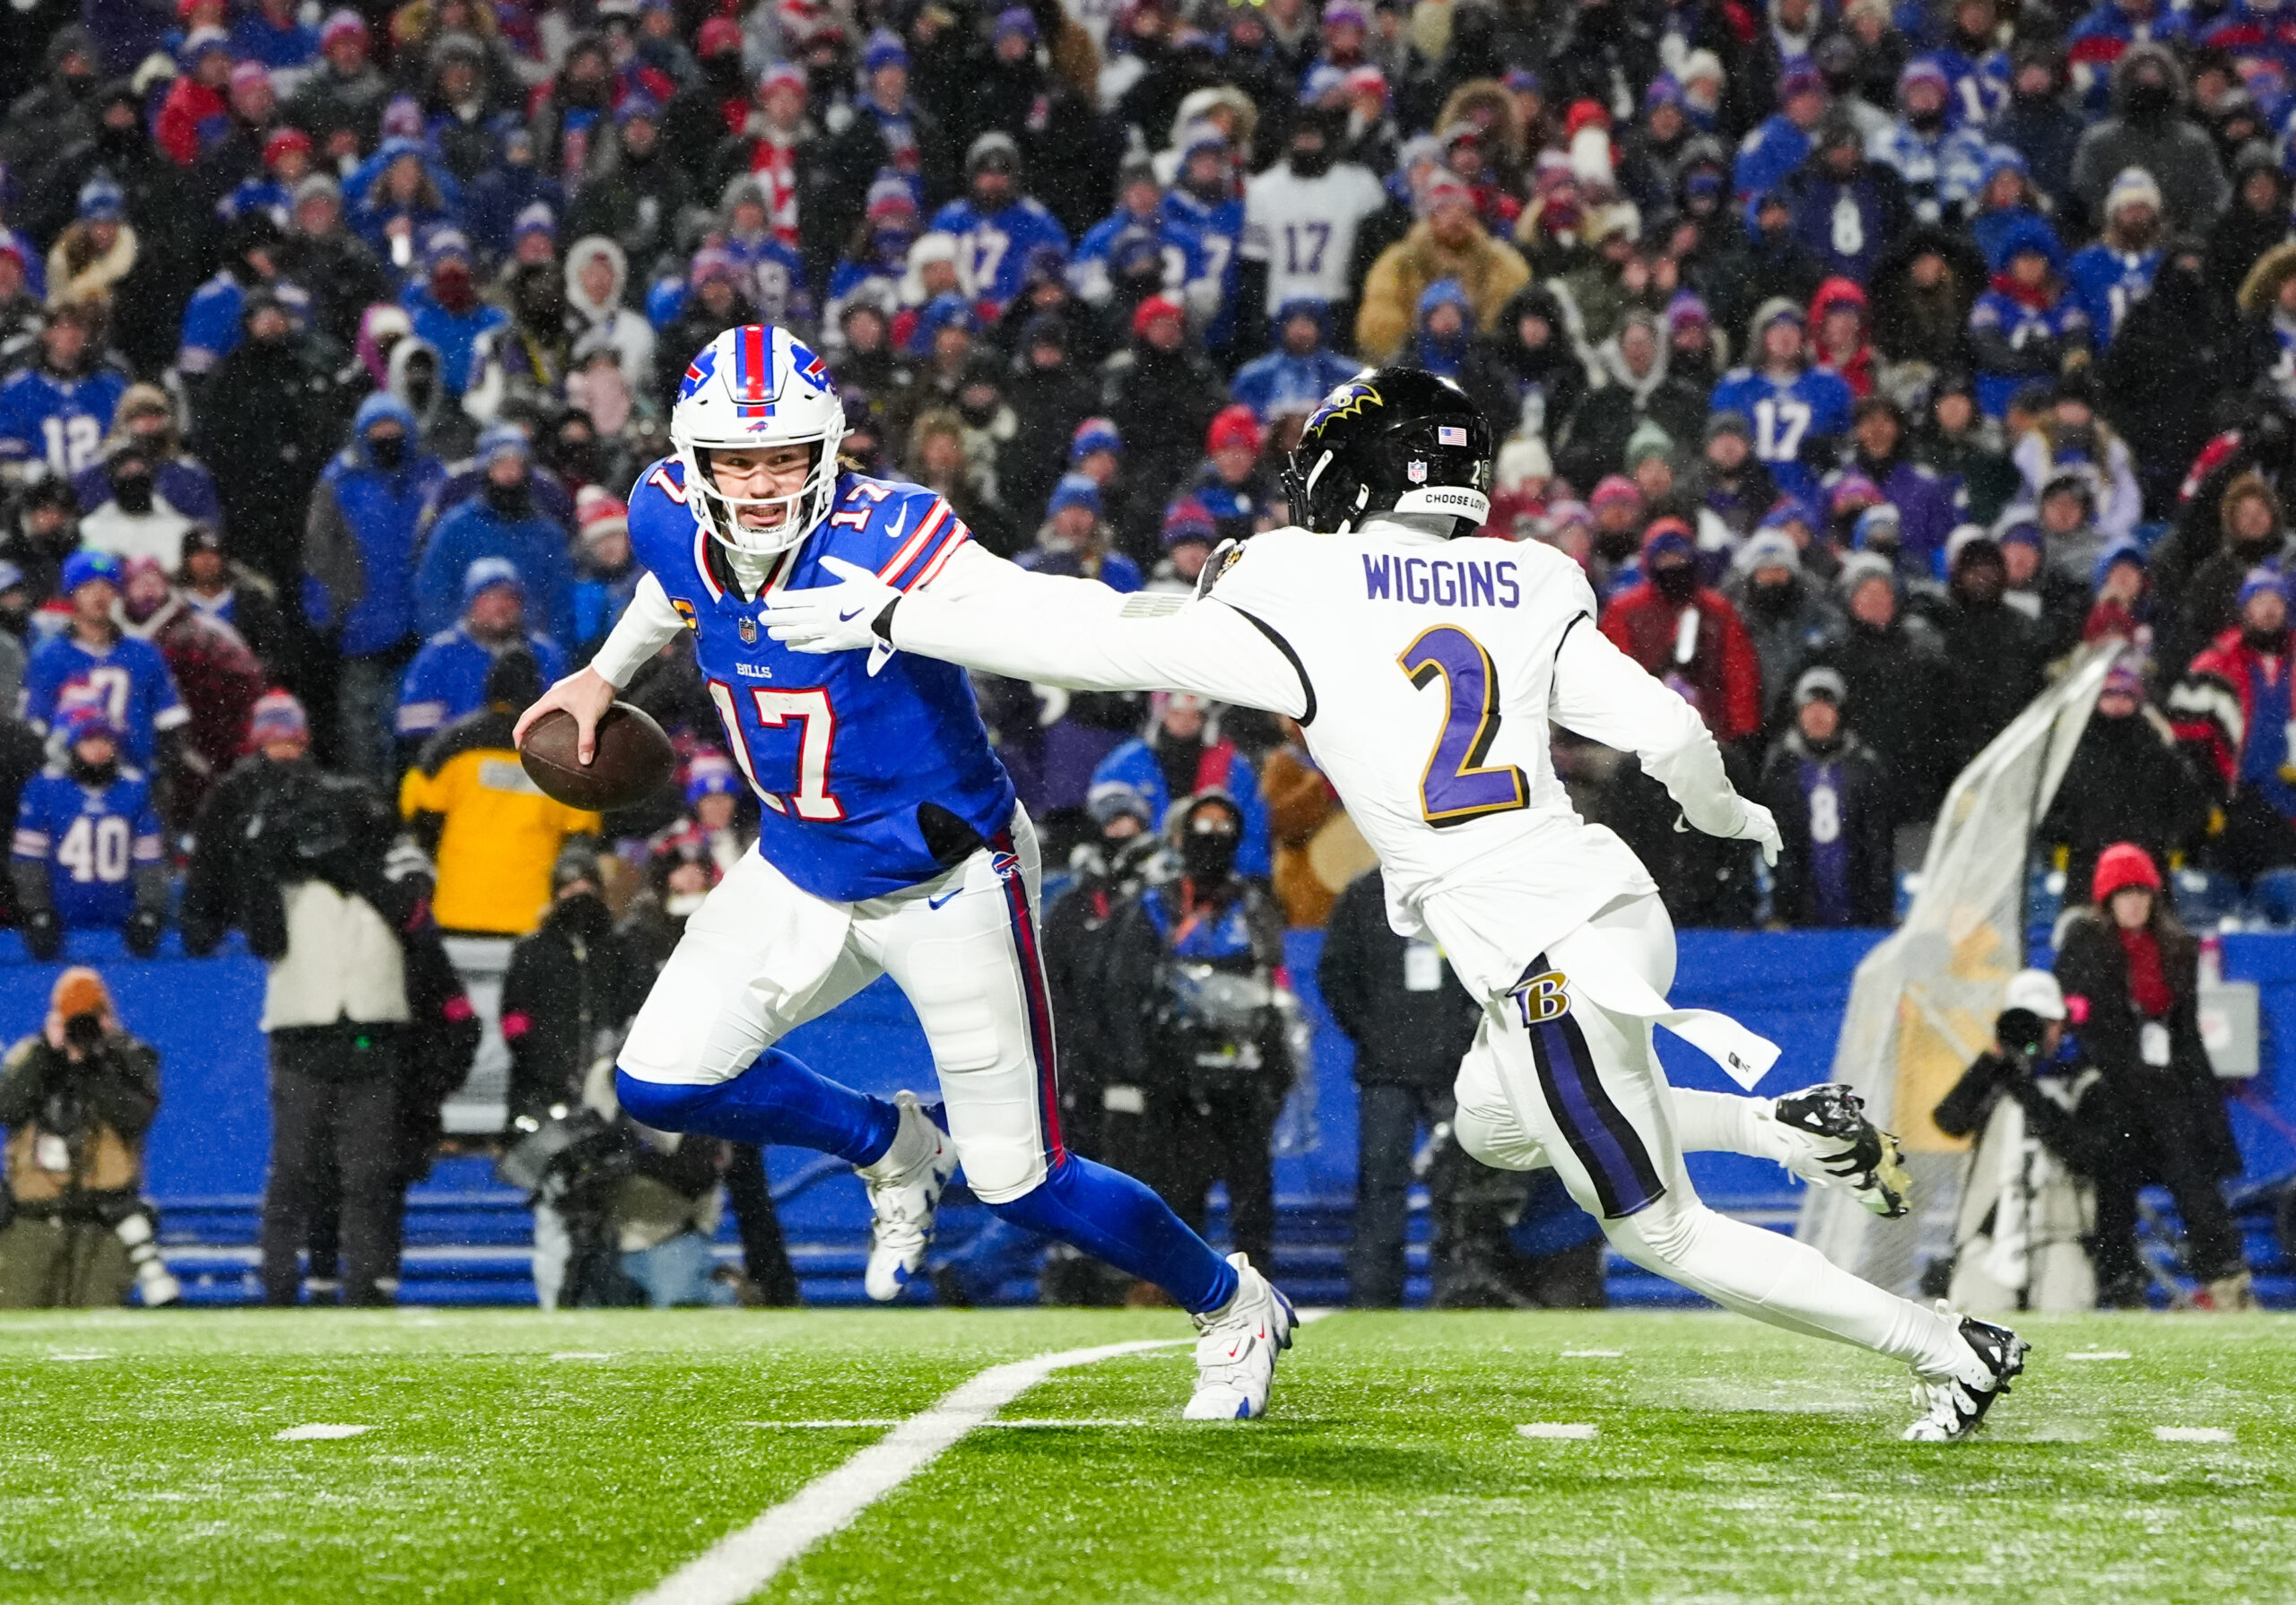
[484,475,532,517]
[368,431,406,470]
[1745,576,1796,616]
[555,890,613,941]
[111,468,154,515]
[1651,560,1697,602]
[1180,818,1240,882]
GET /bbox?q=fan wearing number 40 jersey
[515,323,1298,1422]
[766,366,2032,1444]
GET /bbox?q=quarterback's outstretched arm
[511,572,684,758]
[1551,615,1779,860]
[769,542,1313,718]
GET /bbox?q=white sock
[857,1102,934,1180]
[1609,1198,1976,1381]
[1667,1088,1790,1164]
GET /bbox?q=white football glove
[761,556,900,674]
[1676,795,1782,867]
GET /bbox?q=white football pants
[1449,891,1975,1383]
[619,806,1062,1204]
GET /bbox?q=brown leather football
[517,701,677,812]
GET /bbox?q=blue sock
[614,1052,900,1167]
[987,1153,1239,1314]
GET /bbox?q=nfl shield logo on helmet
[1407,459,1428,483]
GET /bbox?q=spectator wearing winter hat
[2170,566,2296,882]
[1230,299,1361,425]
[1733,58,1831,204]
[1806,277,1875,398]
[2176,473,2290,673]
[1931,527,2048,774]
[1757,666,1896,927]
[570,488,639,663]
[1603,519,1765,750]
[566,94,691,277]
[815,30,954,276]
[400,230,504,401]
[44,177,139,321]
[413,429,576,646]
[1020,474,1144,594]
[277,171,393,351]
[396,558,568,758]
[188,59,287,219]
[656,250,758,412]
[2066,168,2167,348]
[1090,691,1272,881]
[23,550,188,775]
[10,703,169,958]
[1584,473,1648,582]
[1557,308,1709,496]
[1968,217,2091,419]
[2083,542,2153,652]
[2055,841,2251,1309]
[1991,516,2086,661]
[1867,57,1992,228]
[1355,169,1529,363]
[2042,663,2208,914]
[116,555,265,825]
[177,209,298,380]
[1843,394,1956,571]
[1699,412,1780,541]
[1810,553,1953,816]
[2070,45,2231,235]
[77,438,196,573]
[1103,293,1225,542]
[286,10,388,160]
[156,28,237,166]
[1182,403,1275,544]
[1148,495,1221,594]
[1726,531,1839,725]
[187,291,341,600]
[1707,299,1852,508]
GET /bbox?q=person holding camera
[0,967,176,1308]
[2057,842,2254,1310]
[1100,790,1296,1279]
[10,702,168,959]
[182,690,477,1306]
[1934,969,2120,1314]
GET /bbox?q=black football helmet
[1280,367,1494,536]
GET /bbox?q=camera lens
[63,1011,104,1048]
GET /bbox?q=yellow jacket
[1354,221,1532,364]
[400,708,600,936]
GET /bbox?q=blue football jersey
[22,631,187,768]
[0,366,127,477]
[925,196,1070,313]
[629,459,1017,902]
[12,762,163,928]
[1707,366,1855,504]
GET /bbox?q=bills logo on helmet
[678,348,717,404]
[790,341,831,391]
[1306,378,1381,433]
[1509,969,1572,1027]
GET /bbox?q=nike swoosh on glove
[761,556,901,673]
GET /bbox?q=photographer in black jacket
[1318,866,1482,1307]
[0,967,172,1308]
[1100,790,1295,1279]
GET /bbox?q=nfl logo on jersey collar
[739,614,759,644]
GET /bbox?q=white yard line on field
[637,1309,1333,1605]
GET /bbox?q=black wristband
[872,597,899,642]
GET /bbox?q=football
[517,700,677,811]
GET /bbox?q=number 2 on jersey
[707,681,846,820]
[1398,625,1527,827]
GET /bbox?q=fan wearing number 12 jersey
[771,367,2033,1443]
[1706,299,1853,506]
[543,323,1298,1422]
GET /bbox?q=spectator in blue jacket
[413,426,575,644]
[396,557,567,756]
[1735,61,1831,202]
[1229,299,1362,424]
[230,0,319,78]
[400,229,502,399]
[1091,692,1272,881]
[305,393,447,777]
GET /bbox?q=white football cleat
[1903,1305,2029,1442]
[1769,1082,1912,1219]
[860,1091,956,1302]
[1183,1254,1297,1420]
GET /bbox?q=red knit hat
[1563,99,1611,140]
[1131,293,1184,340]
[1205,403,1263,456]
[2092,841,2162,903]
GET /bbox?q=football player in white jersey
[765,368,2030,1444]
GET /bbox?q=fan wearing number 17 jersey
[768,367,2031,1444]
[1706,299,1853,506]
[523,323,1295,1421]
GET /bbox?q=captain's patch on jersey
[671,596,700,631]
[1509,968,1572,1027]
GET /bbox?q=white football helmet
[669,323,846,556]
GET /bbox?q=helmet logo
[1407,459,1428,483]
[1307,379,1381,433]
[678,347,717,403]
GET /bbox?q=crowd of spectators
[0,0,2285,1305]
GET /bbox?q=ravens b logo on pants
[1509,968,1571,1028]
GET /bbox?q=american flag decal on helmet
[1439,425,1467,446]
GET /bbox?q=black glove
[123,909,163,959]
[22,907,62,961]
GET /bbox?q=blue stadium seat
[2175,867,2243,928]
[2248,868,2296,930]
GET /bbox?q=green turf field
[2,1308,2291,1604]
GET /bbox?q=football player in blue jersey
[23,551,190,773]
[11,702,168,960]
[927,134,1071,319]
[1706,300,1855,507]
[515,324,1297,1419]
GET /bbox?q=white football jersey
[1241,163,1388,307]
